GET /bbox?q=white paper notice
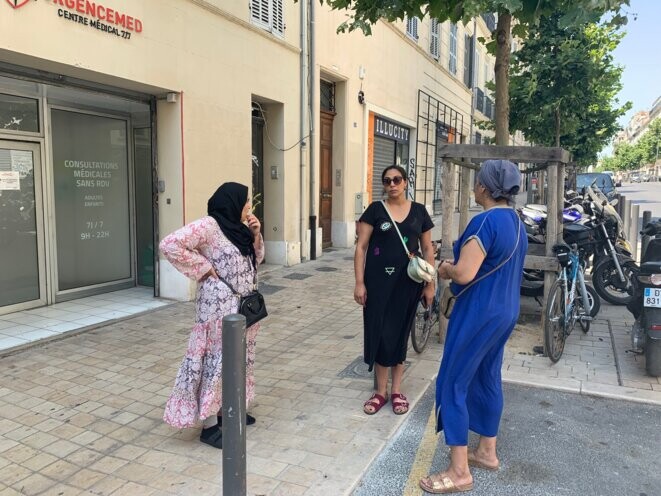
[10,150,33,176]
[0,171,20,190]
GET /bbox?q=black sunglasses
[383,176,404,186]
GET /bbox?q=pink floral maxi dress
[159,216,265,428]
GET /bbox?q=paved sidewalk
[0,246,659,495]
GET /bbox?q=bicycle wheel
[577,285,600,334]
[411,300,436,353]
[544,279,567,363]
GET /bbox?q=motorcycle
[585,186,638,305]
[627,221,661,376]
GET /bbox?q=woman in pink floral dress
[160,182,264,449]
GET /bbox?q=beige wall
[1,0,500,301]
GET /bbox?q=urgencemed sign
[53,0,143,35]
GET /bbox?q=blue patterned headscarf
[477,160,521,205]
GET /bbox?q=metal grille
[415,90,465,215]
[320,80,335,112]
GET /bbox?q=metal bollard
[630,204,640,261]
[622,197,631,239]
[642,210,652,259]
[222,314,247,496]
[615,193,623,218]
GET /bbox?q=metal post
[642,210,652,259]
[222,314,247,496]
[615,193,623,218]
[630,204,640,261]
[622,197,631,241]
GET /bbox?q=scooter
[627,221,661,377]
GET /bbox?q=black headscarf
[207,182,256,268]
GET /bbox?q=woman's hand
[354,283,367,306]
[246,214,261,236]
[438,260,454,280]
[422,283,435,308]
[202,267,218,281]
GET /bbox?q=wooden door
[319,110,334,248]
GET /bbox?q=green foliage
[603,118,661,171]
[319,0,629,40]
[508,15,631,166]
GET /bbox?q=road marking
[403,404,439,495]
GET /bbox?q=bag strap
[381,200,413,259]
[454,211,522,298]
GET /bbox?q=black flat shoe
[200,425,223,449]
[217,414,256,426]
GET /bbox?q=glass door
[0,140,46,313]
[50,108,133,299]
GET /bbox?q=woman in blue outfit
[420,160,527,494]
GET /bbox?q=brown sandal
[419,473,473,494]
[391,393,409,415]
[363,393,388,415]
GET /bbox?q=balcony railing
[481,13,496,32]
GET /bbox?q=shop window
[0,93,39,133]
[429,19,440,59]
[250,0,284,37]
[406,17,418,41]
[449,24,458,75]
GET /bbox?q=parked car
[577,173,617,200]
[631,173,641,183]
[602,170,622,187]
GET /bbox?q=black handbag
[217,260,267,328]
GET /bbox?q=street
[617,181,661,225]
[355,381,661,496]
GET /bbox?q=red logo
[6,0,30,8]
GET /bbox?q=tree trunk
[555,107,561,147]
[494,11,512,146]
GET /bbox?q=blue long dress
[435,206,527,445]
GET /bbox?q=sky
[601,0,661,155]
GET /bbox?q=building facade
[0,0,495,313]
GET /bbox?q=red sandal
[391,393,409,415]
[363,393,388,415]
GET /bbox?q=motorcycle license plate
[644,288,661,307]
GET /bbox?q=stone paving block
[11,472,56,494]
[21,452,59,472]
[0,463,31,486]
[40,460,80,481]
[38,484,82,496]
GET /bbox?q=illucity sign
[6,0,143,39]
[374,116,410,144]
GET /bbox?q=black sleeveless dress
[359,201,434,370]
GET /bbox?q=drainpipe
[468,18,477,145]
[309,0,317,260]
[300,0,309,262]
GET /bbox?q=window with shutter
[463,33,473,87]
[272,0,284,35]
[406,17,418,41]
[449,24,457,75]
[430,19,439,59]
[250,0,284,37]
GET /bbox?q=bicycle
[544,243,601,363]
[411,239,442,353]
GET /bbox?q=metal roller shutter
[372,136,395,200]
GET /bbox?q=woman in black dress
[354,165,435,415]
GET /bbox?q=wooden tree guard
[433,145,570,344]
